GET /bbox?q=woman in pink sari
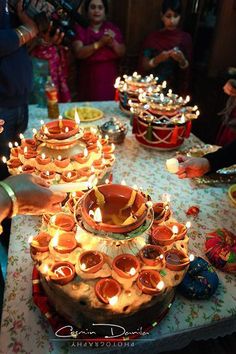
[73,0,125,101]
[31,43,71,103]
[139,0,192,96]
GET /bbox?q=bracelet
[15,28,26,46]
[0,181,18,218]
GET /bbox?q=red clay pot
[50,261,75,285]
[165,249,190,271]
[139,244,165,266]
[95,278,121,304]
[42,119,80,140]
[137,269,165,295]
[112,254,140,278]
[79,250,104,273]
[81,184,148,234]
[31,231,51,253]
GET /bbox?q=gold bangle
[15,28,25,45]
[0,181,18,218]
[0,223,3,235]
[179,59,189,69]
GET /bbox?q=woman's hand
[0,119,4,134]
[169,48,188,68]
[16,0,38,36]
[176,155,210,179]
[223,79,236,97]
[5,174,67,215]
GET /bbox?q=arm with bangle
[15,24,38,46]
[0,181,17,234]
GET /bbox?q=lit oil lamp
[72,149,89,164]
[79,250,104,273]
[152,202,171,225]
[21,165,35,174]
[43,119,79,140]
[166,221,190,240]
[95,278,121,304]
[30,231,51,253]
[61,170,79,183]
[78,167,93,177]
[151,225,175,246]
[136,270,165,295]
[23,148,38,160]
[165,249,190,271]
[50,213,75,232]
[7,158,22,169]
[52,232,77,254]
[36,153,51,165]
[54,155,70,168]
[40,170,56,180]
[112,254,140,279]
[50,261,75,285]
[21,138,37,150]
[139,245,165,267]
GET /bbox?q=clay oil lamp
[30,231,51,253]
[151,225,175,246]
[81,184,149,234]
[79,250,104,273]
[78,167,93,177]
[36,153,51,165]
[54,155,70,168]
[50,261,75,285]
[152,202,171,225]
[66,191,84,214]
[137,270,165,295]
[95,278,121,305]
[112,254,140,279]
[87,135,98,145]
[165,249,191,271]
[23,148,38,160]
[72,148,89,164]
[82,131,94,142]
[40,170,56,180]
[50,212,75,232]
[43,119,80,140]
[102,144,115,154]
[61,170,79,183]
[166,221,191,241]
[21,165,35,174]
[87,144,99,153]
[10,147,19,158]
[93,159,104,170]
[7,158,22,169]
[20,138,37,150]
[139,245,165,267]
[52,232,77,254]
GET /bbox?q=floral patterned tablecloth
[0,101,236,354]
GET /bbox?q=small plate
[64,107,103,122]
[228,184,236,206]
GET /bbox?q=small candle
[166,158,179,173]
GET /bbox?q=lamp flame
[94,208,102,223]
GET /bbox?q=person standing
[139,0,192,96]
[73,0,125,101]
[0,0,39,181]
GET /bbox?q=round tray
[64,107,103,122]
